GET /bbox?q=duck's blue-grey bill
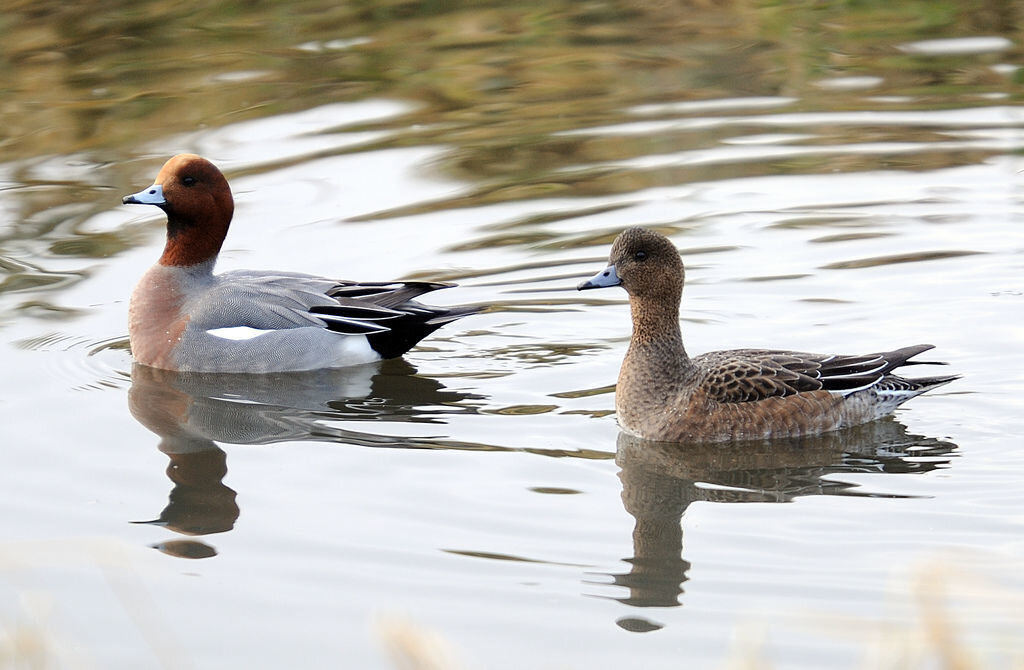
[577,265,620,290]
[123,183,167,206]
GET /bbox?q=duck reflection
[128,360,480,558]
[609,420,957,618]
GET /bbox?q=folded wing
[699,344,948,404]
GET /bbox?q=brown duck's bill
[123,183,166,206]
[577,265,621,290]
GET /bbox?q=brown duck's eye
[634,250,648,261]
[182,176,197,187]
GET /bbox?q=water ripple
[820,250,985,270]
[15,332,131,392]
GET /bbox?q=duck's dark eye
[634,250,648,261]
[182,176,197,187]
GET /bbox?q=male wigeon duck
[124,153,478,373]
[578,227,958,443]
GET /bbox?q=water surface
[2,2,1023,668]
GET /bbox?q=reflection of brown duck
[128,359,482,557]
[144,447,238,539]
[609,420,957,614]
[129,359,481,448]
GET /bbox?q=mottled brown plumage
[578,227,958,442]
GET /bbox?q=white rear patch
[207,326,277,341]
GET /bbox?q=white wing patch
[207,326,277,340]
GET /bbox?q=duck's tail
[367,301,483,359]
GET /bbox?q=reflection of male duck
[128,360,480,557]
[609,420,957,623]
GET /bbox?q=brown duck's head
[578,227,684,303]
[123,154,235,267]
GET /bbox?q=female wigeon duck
[124,153,478,373]
[578,227,958,443]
